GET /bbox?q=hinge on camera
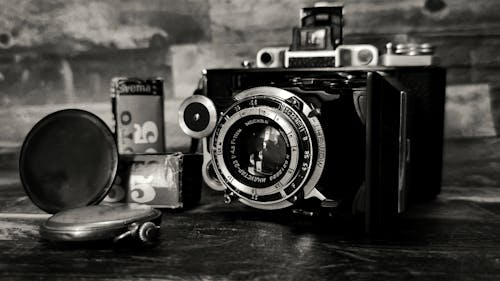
[284,96,304,111]
[224,190,237,204]
[308,103,321,118]
[291,188,341,218]
[292,199,340,218]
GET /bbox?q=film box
[104,153,202,208]
[111,77,165,154]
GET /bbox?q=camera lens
[210,87,326,207]
[240,123,287,177]
[260,52,273,65]
[223,116,289,188]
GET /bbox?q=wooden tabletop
[1,138,500,280]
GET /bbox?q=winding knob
[137,222,160,244]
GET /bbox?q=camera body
[283,4,342,68]
[179,66,446,231]
[257,3,378,69]
[256,47,288,68]
[335,45,379,67]
[293,3,343,50]
[179,3,445,232]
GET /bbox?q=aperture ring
[211,96,315,205]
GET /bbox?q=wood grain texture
[0,0,499,141]
[1,185,500,280]
[342,0,500,36]
[0,0,210,50]
[0,0,500,142]
[208,0,500,42]
[0,138,500,280]
[0,0,211,109]
[205,0,500,137]
[445,84,495,137]
[442,137,500,187]
[0,99,191,151]
[3,124,500,189]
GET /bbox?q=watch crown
[137,222,160,244]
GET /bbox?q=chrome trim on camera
[239,198,293,210]
[214,106,300,199]
[178,95,217,139]
[256,47,288,68]
[304,187,326,201]
[202,138,225,191]
[284,50,336,68]
[209,86,327,209]
[302,115,326,201]
[398,90,408,213]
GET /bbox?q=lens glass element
[223,116,290,188]
[184,102,210,132]
[357,49,373,64]
[244,124,286,177]
[260,52,273,65]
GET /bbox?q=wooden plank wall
[175,0,500,139]
[0,0,498,147]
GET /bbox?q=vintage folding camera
[179,66,446,232]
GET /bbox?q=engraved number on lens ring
[224,117,292,189]
[214,107,299,201]
[216,109,298,197]
[211,98,315,204]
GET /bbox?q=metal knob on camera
[255,47,288,68]
[178,95,217,139]
[393,43,435,56]
[178,95,224,191]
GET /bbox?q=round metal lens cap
[19,109,118,214]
